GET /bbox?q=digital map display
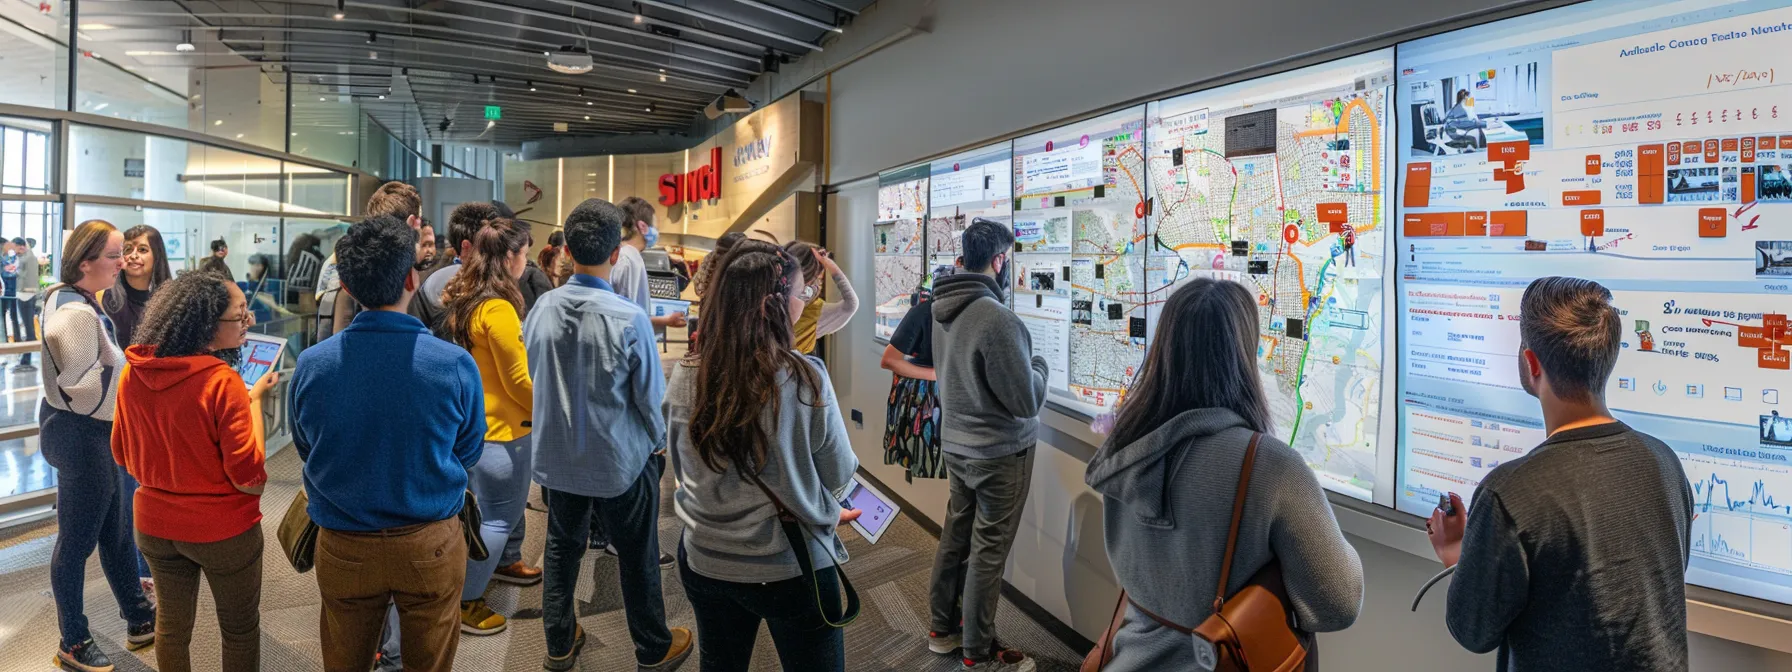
[1013,108,1150,414]
[931,144,1014,277]
[1146,51,1396,502]
[1396,0,1792,604]
[875,164,930,339]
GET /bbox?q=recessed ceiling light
[291,132,299,136]
[627,88,637,94]
[378,94,385,100]
[235,133,244,139]
[584,115,591,120]
[586,101,593,106]
[93,102,108,111]
[79,23,113,31]
[319,97,327,101]
[213,119,222,126]
[659,74,667,82]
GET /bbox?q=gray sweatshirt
[1085,408,1363,672]
[931,273,1049,459]
[666,355,859,583]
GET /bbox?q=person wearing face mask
[102,224,175,603]
[40,220,158,671]
[440,217,535,637]
[113,271,274,672]
[614,196,686,331]
[925,218,1049,672]
[783,241,860,356]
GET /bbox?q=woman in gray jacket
[1083,277,1363,671]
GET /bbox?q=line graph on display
[1682,452,1792,576]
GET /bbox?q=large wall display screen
[1396,0,1792,604]
[929,144,1013,281]
[1012,108,1149,415]
[874,164,931,339]
[1146,50,1397,503]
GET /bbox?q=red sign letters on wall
[658,147,723,207]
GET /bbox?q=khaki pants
[316,518,465,672]
[136,526,263,672]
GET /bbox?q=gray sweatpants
[927,448,1036,658]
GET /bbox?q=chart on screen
[1395,0,1792,605]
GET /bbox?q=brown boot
[640,627,694,671]
[491,560,542,586]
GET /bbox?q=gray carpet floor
[0,447,1084,671]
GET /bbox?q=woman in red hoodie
[112,270,277,672]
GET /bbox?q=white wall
[819,0,1792,669]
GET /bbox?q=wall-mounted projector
[704,89,753,120]
[546,46,594,75]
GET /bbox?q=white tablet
[838,475,900,544]
[235,333,286,390]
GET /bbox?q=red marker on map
[1283,224,1300,245]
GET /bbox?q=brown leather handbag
[1081,433,1308,672]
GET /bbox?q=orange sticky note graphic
[1580,210,1605,237]
[1699,208,1726,238]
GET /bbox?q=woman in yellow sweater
[441,217,534,636]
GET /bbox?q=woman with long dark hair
[114,271,272,672]
[440,218,534,636]
[538,230,567,287]
[667,240,860,672]
[100,224,174,606]
[1082,278,1362,671]
[41,220,157,670]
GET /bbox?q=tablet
[650,298,691,318]
[838,475,900,544]
[236,333,286,390]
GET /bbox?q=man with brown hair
[320,181,427,340]
[614,196,685,331]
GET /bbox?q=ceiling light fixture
[332,0,345,20]
[627,88,637,94]
[366,31,377,44]
[645,102,656,113]
[80,23,113,31]
[235,133,244,139]
[377,94,385,100]
[213,119,222,126]
[547,45,593,75]
[175,30,195,53]
[584,115,591,120]
[586,101,593,106]
[528,80,537,92]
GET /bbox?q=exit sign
[484,105,501,120]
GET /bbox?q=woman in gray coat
[1084,277,1364,671]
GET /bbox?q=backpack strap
[1212,432,1262,615]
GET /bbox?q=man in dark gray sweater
[1428,276,1693,672]
[926,218,1049,672]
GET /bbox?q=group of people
[877,219,1696,672]
[33,186,1695,672]
[3,236,42,360]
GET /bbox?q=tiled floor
[0,446,1085,671]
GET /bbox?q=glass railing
[0,102,367,519]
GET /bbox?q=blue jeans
[463,436,533,600]
[116,466,154,578]
[678,544,845,672]
[40,402,155,646]
[542,454,672,663]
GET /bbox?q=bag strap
[39,284,113,418]
[1212,432,1261,615]
[1096,590,1129,665]
[740,465,862,628]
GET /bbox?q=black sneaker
[126,615,156,650]
[542,625,586,671]
[56,638,114,672]
[600,544,676,571]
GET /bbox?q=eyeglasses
[218,313,253,325]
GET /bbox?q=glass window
[0,1,71,111]
[76,28,286,153]
[69,125,349,217]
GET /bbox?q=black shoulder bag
[741,467,862,627]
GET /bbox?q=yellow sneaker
[640,626,694,671]
[459,599,507,635]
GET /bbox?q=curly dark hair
[134,270,235,357]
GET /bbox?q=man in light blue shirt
[524,198,692,672]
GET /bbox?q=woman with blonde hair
[41,220,157,671]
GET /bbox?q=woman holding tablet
[1082,278,1363,671]
[40,219,157,671]
[103,224,173,600]
[667,240,861,672]
[441,218,534,636]
[113,271,273,672]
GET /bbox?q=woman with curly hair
[440,217,534,636]
[112,270,274,672]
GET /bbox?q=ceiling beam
[222,39,746,91]
[631,0,821,52]
[715,0,844,34]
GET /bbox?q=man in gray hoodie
[925,218,1049,672]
